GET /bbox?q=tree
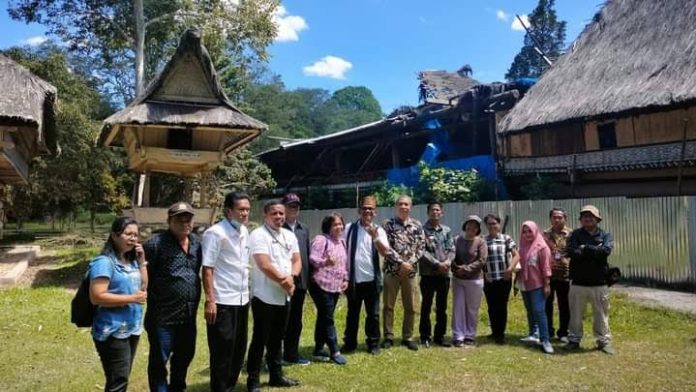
[319,86,383,134]
[9,0,279,106]
[2,44,131,231]
[505,0,567,81]
[417,161,482,203]
[208,147,276,202]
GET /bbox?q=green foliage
[2,44,130,231]
[319,86,383,134]
[505,0,567,80]
[372,183,415,207]
[244,74,383,153]
[417,161,482,203]
[208,147,277,203]
[520,173,557,200]
[8,0,279,106]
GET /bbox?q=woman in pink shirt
[518,221,553,354]
[309,213,349,365]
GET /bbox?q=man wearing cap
[144,202,203,391]
[280,193,311,365]
[381,195,426,351]
[202,192,252,392]
[247,199,302,391]
[564,205,615,355]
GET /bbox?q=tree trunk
[90,209,96,233]
[134,0,146,97]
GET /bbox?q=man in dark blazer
[280,193,312,365]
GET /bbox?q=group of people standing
[85,192,615,392]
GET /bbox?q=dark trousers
[207,303,249,392]
[343,281,381,349]
[146,322,197,392]
[545,280,570,338]
[247,297,290,384]
[419,275,450,342]
[309,283,341,354]
[283,288,306,360]
[94,335,140,392]
[483,279,512,339]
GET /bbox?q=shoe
[559,336,569,344]
[434,338,452,347]
[402,340,419,351]
[331,353,348,365]
[420,338,431,348]
[453,339,465,347]
[380,339,393,349]
[494,336,505,345]
[367,346,381,355]
[283,356,310,366]
[269,376,300,387]
[563,341,580,350]
[312,349,331,362]
[340,344,357,353]
[541,341,554,354]
[520,335,540,345]
[598,343,615,355]
[463,338,476,347]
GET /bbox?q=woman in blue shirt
[89,216,148,392]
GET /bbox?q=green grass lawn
[1,246,695,391]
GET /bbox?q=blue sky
[0,0,601,113]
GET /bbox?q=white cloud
[511,14,530,31]
[303,56,353,80]
[20,36,48,46]
[274,6,308,42]
[496,10,509,22]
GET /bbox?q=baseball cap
[168,202,195,217]
[282,193,301,206]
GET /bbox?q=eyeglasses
[121,232,139,238]
[360,207,375,211]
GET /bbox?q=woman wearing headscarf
[309,213,349,365]
[451,215,487,347]
[518,221,553,354]
[89,216,148,391]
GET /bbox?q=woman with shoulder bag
[89,216,148,392]
[451,215,487,347]
[308,213,349,365]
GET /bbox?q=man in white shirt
[246,200,302,392]
[202,192,252,392]
[342,195,390,355]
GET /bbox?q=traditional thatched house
[259,67,528,208]
[100,29,266,208]
[499,0,696,197]
[0,54,57,184]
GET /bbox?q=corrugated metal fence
[289,197,696,291]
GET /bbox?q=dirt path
[613,284,696,315]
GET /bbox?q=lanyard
[264,224,291,252]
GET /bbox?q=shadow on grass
[30,249,94,290]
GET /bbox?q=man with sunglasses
[341,195,390,355]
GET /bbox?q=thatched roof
[100,29,266,146]
[418,66,479,104]
[501,0,696,133]
[0,54,57,154]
